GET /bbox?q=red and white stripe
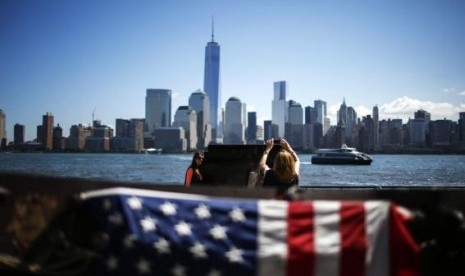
[257,200,419,276]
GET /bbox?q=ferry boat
[311,144,373,165]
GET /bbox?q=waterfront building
[429,119,454,148]
[246,112,257,144]
[68,124,91,151]
[272,81,288,138]
[359,115,374,152]
[263,120,272,141]
[408,118,426,147]
[0,109,6,148]
[153,127,186,153]
[305,106,315,124]
[378,119,403,151]
[53,124,65,151]
[14,123,25,145]
[459,112,465,148]
[314,100,329,134]
[224,97,245,144]
[373,105,379,150]
[203,22,221,142]
[112,119,144,152]
[189,90,211,149]
[287,100,304,148]
[86,120,113,152]
[346,106,357,145]
[256,125,264,143]
[145,89,172,137]
[40,112,54,150]
[115,119,131,137]
[173,106,198,151]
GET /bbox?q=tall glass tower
[145,89,171,136]
[203,19,221,142]
[272,81,287,138]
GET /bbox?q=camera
[273,138,281,144]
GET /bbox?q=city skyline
[1,0,464,142]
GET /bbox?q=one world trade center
[203,20,222,142]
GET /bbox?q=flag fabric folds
[80,187,419,276]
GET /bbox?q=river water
[1,153,464,187]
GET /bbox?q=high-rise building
[0,109,6,146]
[14,123,25,145]
[203,21,221,142]
[314,100,328,134]
[459,112,465,148]
[224,97,244,144]
[287,100,304,148]
[246,112,257,144]
[145,89,172,136]
[189,89,211,149]
[41,112,54,150]
[373,105,379,150]
[69,124,91,151]
[305,106,315,124]
[52,124,63,151]
[272,81,287,138]
[173,106,198,151]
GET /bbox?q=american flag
[80,188,419,276]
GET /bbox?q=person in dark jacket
[184,151,204,187]
[259,139,300,198]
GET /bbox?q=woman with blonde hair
[259,138,300,198]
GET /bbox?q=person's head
[272,150,296,183]
[191,151,204,168]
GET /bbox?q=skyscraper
[42,112,54,150]
[145,89,172,136]
[173,106,197,151]
[314,100,328,134]
[189,89,211,149]
[0,109,6,146]
[246,112,257,144]
[203,20,221,142]
[224,97,244,144]
[272,81,287,138]
[14,123,25,145]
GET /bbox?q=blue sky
[1,0,464,141]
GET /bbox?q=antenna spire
[211,16,215,42]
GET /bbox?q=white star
[207,268,222,276]
[153,237,171,254]
[140,216,156,232]
[172,264,186,276]
[127,196,142,210]
[210,224,227,240]
[190,242,208,259]
[175,221,192,236]
[160,201,177,216]
[106,255,118,271]
[135,258,151,274]
[225,247,244,263]
[108,212,123,225]
[123,234,137,248]
[194,204,211,219]
[103,199,112,211]
[229,207,246,223]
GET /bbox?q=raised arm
[259,139,274,176]
[280,139,300,176]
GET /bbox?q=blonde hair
[272,150,296,183]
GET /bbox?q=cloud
[380,96,462,121]
[328,96,464,124]
[459,90,465,96]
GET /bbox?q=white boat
[311,145,373,165]
[144,148,162,154]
